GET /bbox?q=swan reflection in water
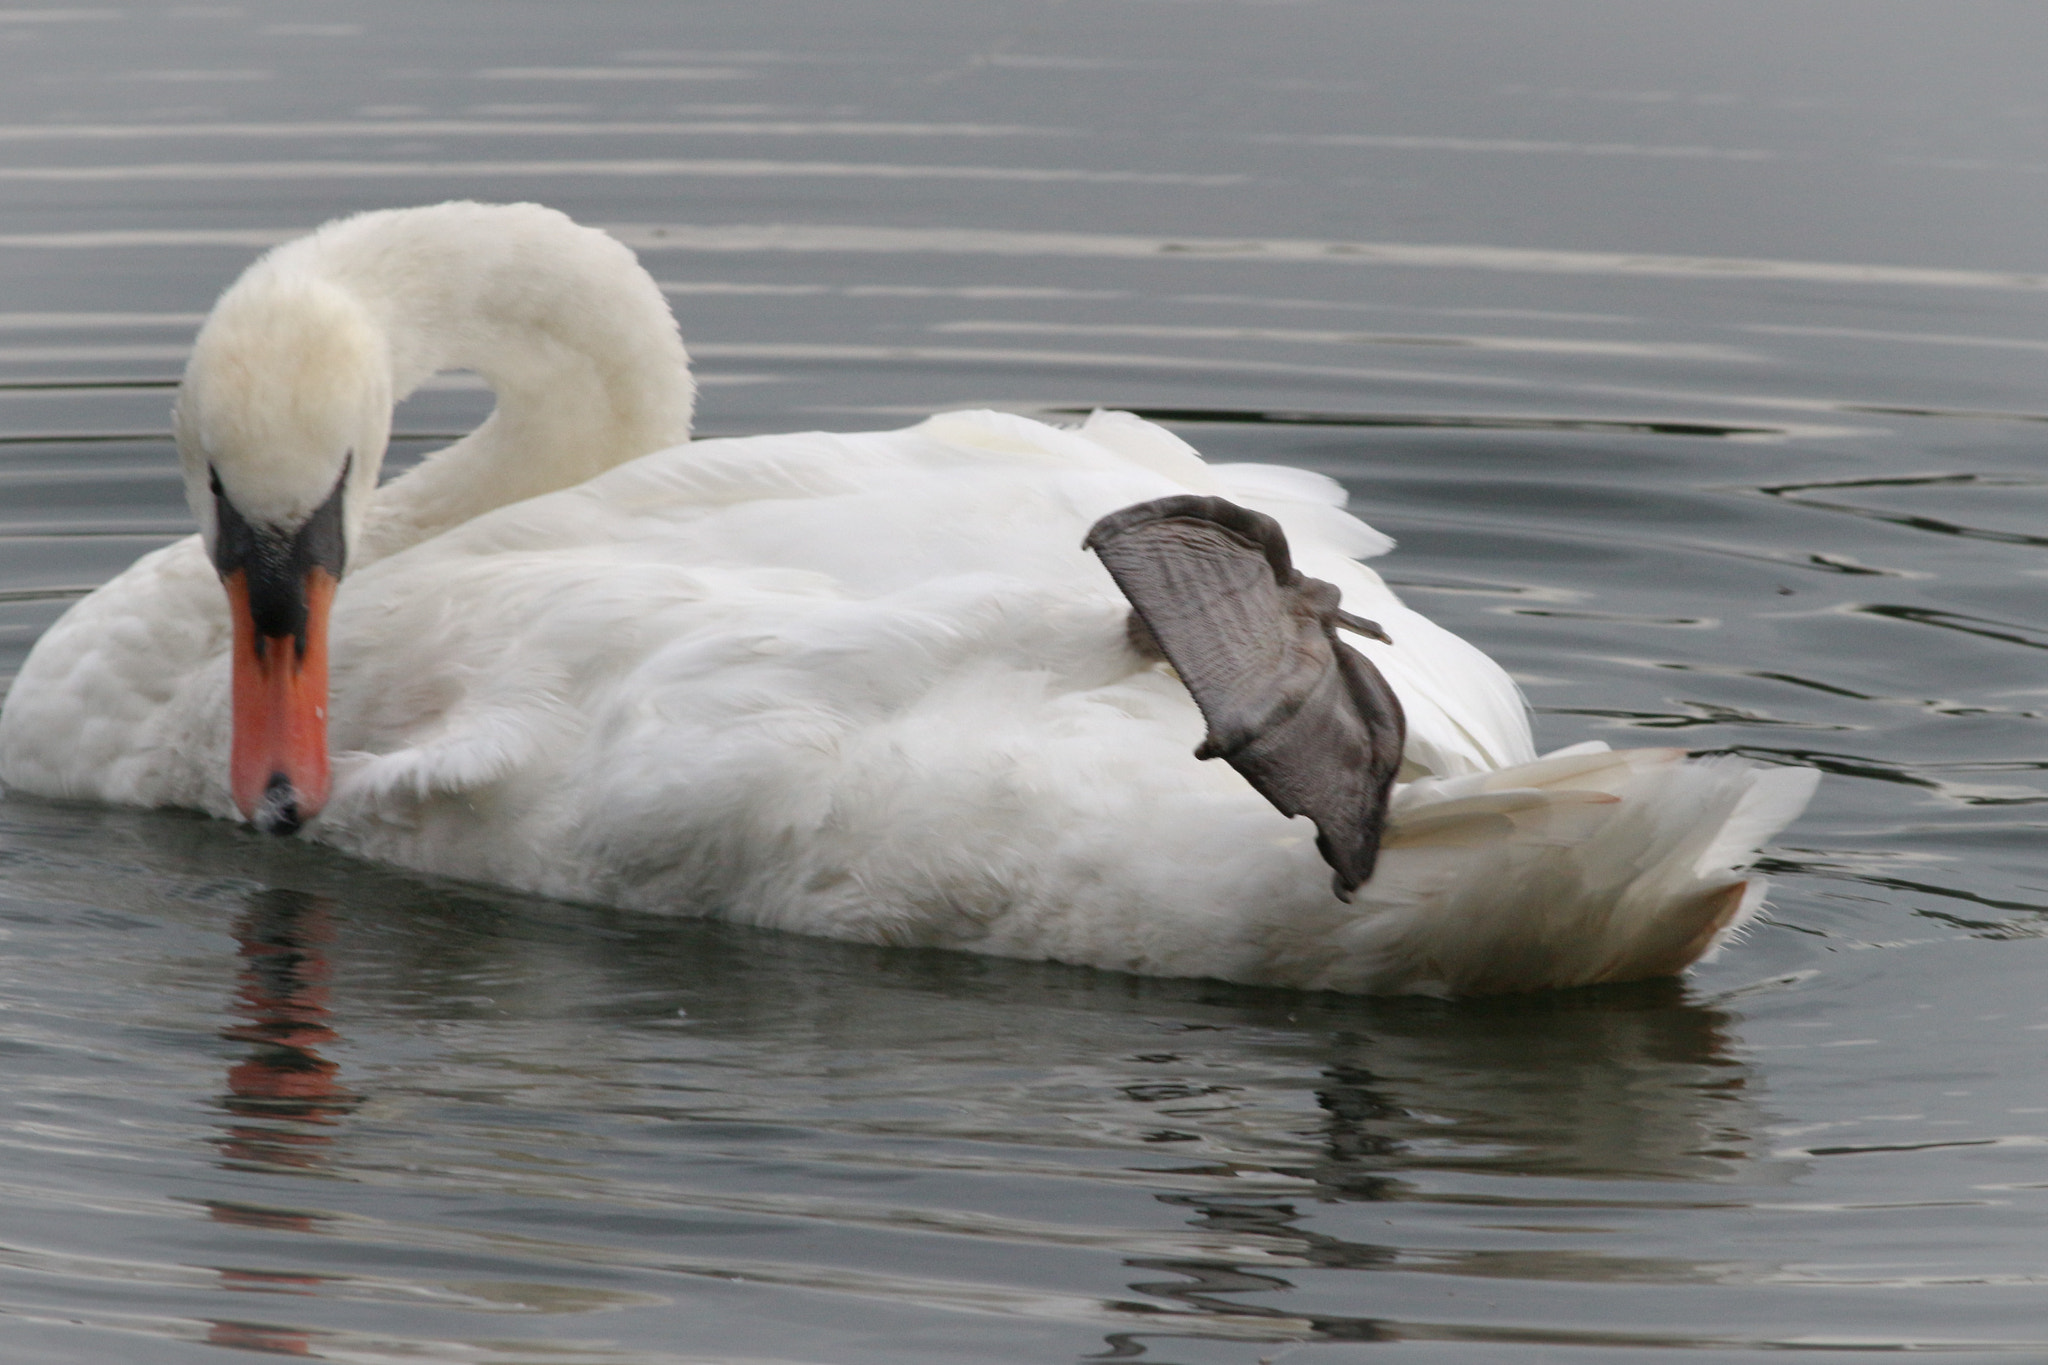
[216,888,358,1172]
[207,888,356,1356]
[88,812,1783,1359]
[1109,983,1778,1355]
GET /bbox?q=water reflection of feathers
[1293,986,1766,1194]
[271,867,1766,1193]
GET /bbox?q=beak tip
[249,772,310,836]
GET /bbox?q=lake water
[4,2,2048,1360]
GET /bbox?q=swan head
[175,270,392,834]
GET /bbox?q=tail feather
[1262,748,1817,995]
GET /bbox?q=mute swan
[0,201,1816,996]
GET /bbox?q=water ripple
[0,119,1075,141]
[942,319,1763,362]
[1758,473,2048,546]
[0,159,1240,187]
[1045,404,1789,437]
[1251,132,1782,162]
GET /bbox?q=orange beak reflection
[225,567,335,833]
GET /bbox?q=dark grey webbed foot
[1085,495,1407,900]
[1124,608,1168,662]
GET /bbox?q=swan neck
[299,203,696,564]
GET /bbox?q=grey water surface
[4,2,2048,1360]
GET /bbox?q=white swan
[0,201,1817,995]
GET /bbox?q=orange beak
[225,567,335,833]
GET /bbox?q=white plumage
[0,201,1816,995]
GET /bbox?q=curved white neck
[246,202,697,566]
